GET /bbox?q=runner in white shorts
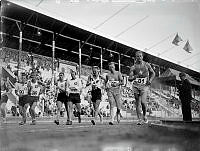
[27,72,42,125]
[15,73,29,125]
[66,69,83,125]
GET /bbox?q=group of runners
[1,50,155,125]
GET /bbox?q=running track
[0,118,200,151]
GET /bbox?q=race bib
[70,87,78,92]
[60,84,64,89]
[135,78,147,85]
[31,90,39,96]
[19,90,25,95]
[111,81,119,85]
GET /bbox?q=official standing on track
[178,72,192,121]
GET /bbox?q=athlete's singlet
[68,78,82,94]
[132,61,150,88]
[90,75,102,90]
[15,82,29,96]
[106,72,120,90]
[30,81,41,97]
[57,80,66,94]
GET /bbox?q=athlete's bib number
[31,91,38,96]
[19,90,24,95]
[70,87,77,92]
[136,78,147,85]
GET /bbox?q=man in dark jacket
[178,72,192,121]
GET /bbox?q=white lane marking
[23,125,91,133]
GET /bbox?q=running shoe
[19,121,26,125]
[1,118,6,123]
[78,115,81,123]
[66,120,72,125]
[30,120,36,125]
[116,112,121,123]
[143,116,149,124]
[99,114,103,124]
[91,120,96,125]
[109,122,114,125]
[54,120,59,125]
[136,119,143,125]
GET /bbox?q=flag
[183,40,193,53]
[172,33,183,46]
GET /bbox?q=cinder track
[0,119,200,151]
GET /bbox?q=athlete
[28,72,42,125]
[15,73,29,125]
[128,51,155,125]
[105,62,123,125]
[86,66,105,125]
[66,69,83,125]
[54,72,68,125]
[1,77,12,123]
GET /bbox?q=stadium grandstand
[1,1,200,150]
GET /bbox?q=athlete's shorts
[68,93,81,104]
[19,95,29,107]
[57,92,68,103]
[91,88,101,102]
[1,94,8,103]
[107,87,121,106]
[132,86,149,96]
[28,96,39,106]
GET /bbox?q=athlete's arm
[27,81,32,95]
[128,66,137,81]
[65,80,70,95]
[14,83,19,96]
[146,63,155,84]
[79,79,83,94]
[118,72,124,86]
[86,75,91,87]
[6,81,12,93]
[99,74,106,82]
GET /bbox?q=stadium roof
[2,0,200,78]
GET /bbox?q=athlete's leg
[23,103,29,122]
[107,91,115,124]
[140,87,149,123]
[0,102,7,122]
[54,100,62,125]
[66,101,73,124]
[75,102,81,123]
[134,91,142,123]
[91,99,102,125]
[113,89,121,123]
[29,100,37,125]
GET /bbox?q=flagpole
[79,40,81,78]
[52,33,55,85]
[118,53,121,72]
[100,48,103,74]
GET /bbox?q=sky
[9,0,200,73]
